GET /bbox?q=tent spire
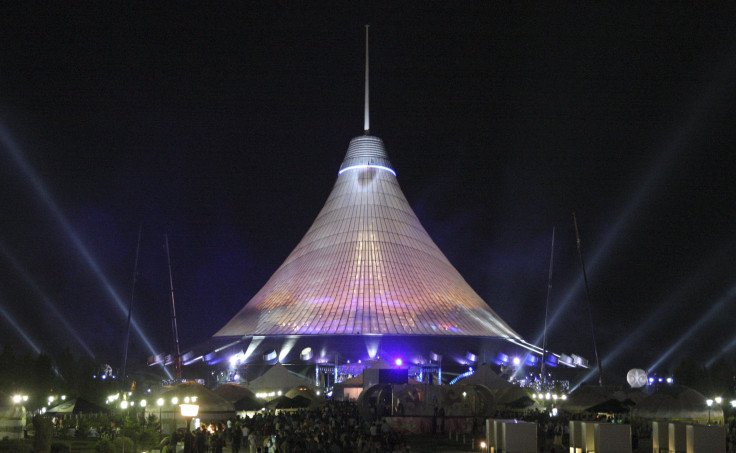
[364,24,370,135]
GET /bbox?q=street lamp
[706,399,713,424]
[480,440,488,452]
[180,403,199,427]
[180,401,199,452]
[12,395,28,404]
[156,398,164,431]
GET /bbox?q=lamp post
[157,398,164,432]
[180,402,199,453]
[706,399,713,425]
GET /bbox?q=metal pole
[541,227,555,382]
[165,234,182,381]
[573,213,604,386]
[122,224,142,390]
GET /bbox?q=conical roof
[455,363,512,389]
[215,135,521,339]
[246,363,314,393]
[213,383,256,404]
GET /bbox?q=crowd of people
[165,401,408,453]
[158,401,736,453]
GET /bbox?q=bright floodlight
[480,441,487,448]
[12,395,21,404]
[731,400,736,408]
[300,347,314,361]
[140,400,147,407]
[706,399,713,407]
[395,358,403,366]
[512,357,521,366]
[180,404,199,418]
[171,397,179,405]
[715,396,723,404]
[157,398,164,407]
[120,401,128,409]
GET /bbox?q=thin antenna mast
[364,24,370,134]
[165,234,182,380]
[122,223,142,390]
[541,227,555,381]
[573,213,604,386]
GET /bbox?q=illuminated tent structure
[46,397,109,415]
[214,133,522,343]
[560,385,613,412]
[493,386,536,410]
[152,381,234,431]
[454,363,512,390]
[245,363,314,396]
[201,28,546,384]
[212,383,257,404]
[333,374,365,401]
[631,387,723,424]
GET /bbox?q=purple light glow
[395,358,403,366]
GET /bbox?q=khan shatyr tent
[210,29,534,368]
[216,134,520,340]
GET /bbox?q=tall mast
[165,234,182,380]
[541,227,555,381]
[364,24,370,134]
[573,213,604,386]
[121,223,142,390]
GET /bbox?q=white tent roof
[246,363,314,393]
[455,364,511,389]
[214,135,521,340]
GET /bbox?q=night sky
[1,4,735,385]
